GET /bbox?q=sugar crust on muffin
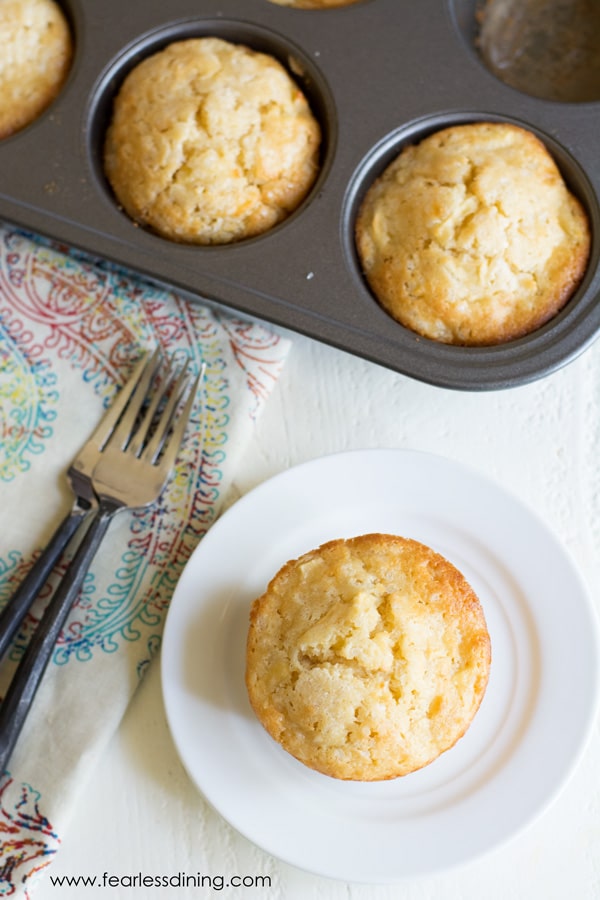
[355,122,591,346]
[0,0,72,139]
[103,37,321,245]
[245,533,491,781]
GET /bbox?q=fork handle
[0,507,90,661]
[0,499,120,775]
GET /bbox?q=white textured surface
[36,330,600,899]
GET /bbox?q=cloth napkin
[0,222,291,898]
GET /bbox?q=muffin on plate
[355,122,591,346]
[0,0,72,139]
[245,533,491,781]
[104,37,321,245]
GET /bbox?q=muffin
[104,37,321,245]
[245,534,491,781]
[0,0,72,139]
[355,122,591,346]
[268,0,363,8]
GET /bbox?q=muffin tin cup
[0,0,598,390]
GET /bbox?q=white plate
[161,449,599,883]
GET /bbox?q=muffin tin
[0,0,598,390]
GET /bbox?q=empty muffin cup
[477,0,600,103]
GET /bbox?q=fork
[0,350,157,660]
[0,353,203,773]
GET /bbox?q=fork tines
[111,351,204,463]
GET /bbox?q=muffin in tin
[0,0,72,139]
[268,0,364,8]
[246,533,491,781]
[104,37,321,245]
[355,122,591,346]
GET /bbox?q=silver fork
[0,350,158,659]
[0,353,204,773]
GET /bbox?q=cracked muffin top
[268,0,363,8]
[0,0,72,139]
[245,533,491,781]
[103,37,321,244]
[355,122,590,346]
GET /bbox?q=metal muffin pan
[0,0,598,390]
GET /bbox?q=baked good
[355,122,591,345]
[268,1,363,8]
[245,533,491,781]
[0,0,72,139]
[104,37,321,245]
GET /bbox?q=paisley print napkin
[0,223,290,898]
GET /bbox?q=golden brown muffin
[246,534,491,781]
[104,37,321,245]
[268,0,363,8]
[0,0,72,139]
[355,122,591,346]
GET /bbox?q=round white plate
[161,449,599,883]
